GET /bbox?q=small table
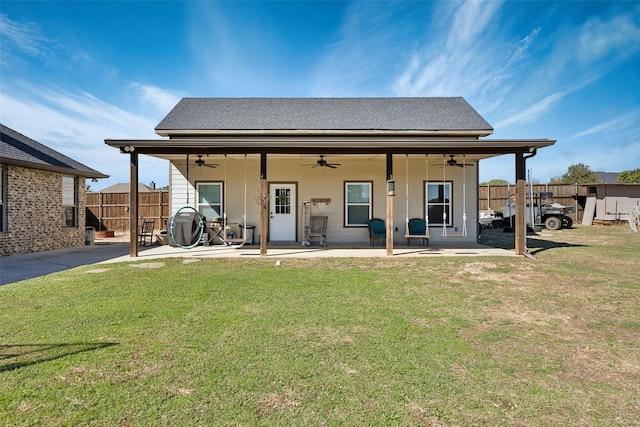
[205,220,225,245]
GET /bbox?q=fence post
[575,184,579,223]
[98,192,103,231]
[158,191,163,230]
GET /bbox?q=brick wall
[0,165,86,256]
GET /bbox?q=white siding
[169,163,195,214]
[169,155,478,245]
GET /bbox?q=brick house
[0,124,108,256]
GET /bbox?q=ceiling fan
[302,155,341,169]
[195,155,219,168]
[444,155,474,168]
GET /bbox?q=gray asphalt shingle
[0,124,107,178]
[156,97,493,132]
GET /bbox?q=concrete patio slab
[101,241,516,263]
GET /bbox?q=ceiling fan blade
[303,156,340,168]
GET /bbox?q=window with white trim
[426,182,452,226]
[197,182,223,220]
[62,175,77,228]
[345,182,372,226]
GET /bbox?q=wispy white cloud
[310,2,429,96]
[0,83,169,188]
[130,83,183,116]
[576,11,640,64]
[494,92,563,128]
[0,14,54,65]
[539,6,640,85]
[447,0,503,48]
[392,2,640,133]
[392,0,512,102]
[505,27,541,69]
[0,11,181,187]
[564,109,640,142]
[494,52,628,131]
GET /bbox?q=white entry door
[269,183,296,241]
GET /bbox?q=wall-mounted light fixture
[387,179,396,196]
[121,145,135,153]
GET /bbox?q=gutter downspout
[522,148,537,259]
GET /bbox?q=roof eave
[106,137,554,155]
[1,158,109,179]
[155,129,494,138]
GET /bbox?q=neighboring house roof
[155,97,494,135]
[595,172,620,183]
[0,124,108,179]
[96,183,156,193]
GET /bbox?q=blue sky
[1,1,639,190]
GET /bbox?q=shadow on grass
[481,229,586,255]
[526,237,586,255]
[0,342,118,372]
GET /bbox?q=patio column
[515,152,526,255]
[259,153,268,257]
[386,154,394,256]
[129,150,139,257]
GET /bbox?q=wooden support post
[386,154,394,256]
[129,151,139,257]
[515,152,526,255]
[260,153,268,257]
[386,192,394,256]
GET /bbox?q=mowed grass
[1,225,639,426]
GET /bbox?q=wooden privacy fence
[86,191,169,234]
[479,184,588,222]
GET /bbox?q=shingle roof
[155,97,493,134]
[0,124,108,178]
[96,183,156,193]
[595,172,620,184]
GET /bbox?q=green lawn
[1,225,639,426]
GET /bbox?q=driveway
[1,242,131,286]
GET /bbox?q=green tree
[550,163,599,184]
[618,168,640,183]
